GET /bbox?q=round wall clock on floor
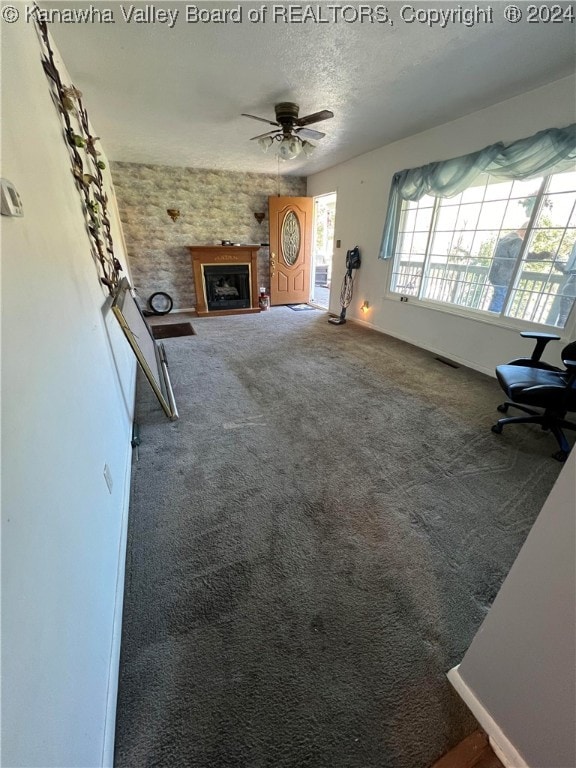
[148,292,173,315]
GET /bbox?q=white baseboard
[101,431,135,767]
[347,315,495,377]
[447,665,529,768]
[174,306,196,313]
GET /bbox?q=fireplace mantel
[190,245,261,316]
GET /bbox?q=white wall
[449,451,576,768]
[308,76,576,374]
[1,20,136,768]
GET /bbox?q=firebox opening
[204,265,251,311]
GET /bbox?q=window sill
[385,292,567,336]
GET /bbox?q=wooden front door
[269,196,313,306]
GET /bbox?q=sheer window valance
[379,123,576,259]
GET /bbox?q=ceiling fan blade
[296,109,334,127]
[295,127,326,140]
[241,113,280,127]
[250,130,281,141]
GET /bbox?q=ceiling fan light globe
[301,140,315,156]
[277,136,302,160]
[258,136,274,153]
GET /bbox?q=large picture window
[390,169,576,327]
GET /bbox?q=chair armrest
[519,331,561,362]
[520,332,561,341]
[507,359,560,371]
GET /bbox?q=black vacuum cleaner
[328,246,361,325]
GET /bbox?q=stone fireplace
[190,245,261,316]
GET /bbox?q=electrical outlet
[400,296,409,302]
[103,464,113,494]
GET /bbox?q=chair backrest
[562,341,576,365]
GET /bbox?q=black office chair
[491,331,576,461]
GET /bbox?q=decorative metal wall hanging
[34,12,123,294]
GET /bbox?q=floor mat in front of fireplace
[151,322,196,339]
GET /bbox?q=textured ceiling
[42,1,576,176]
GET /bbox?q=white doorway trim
[310,192,337,309]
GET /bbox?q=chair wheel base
[553,450,569,462]
[497,404,509,414]
[491,423,503,434]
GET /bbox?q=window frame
[386,170,576,330]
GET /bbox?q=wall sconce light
[167,208,180,222]
[361,300,370,312]
[254,212,265,224]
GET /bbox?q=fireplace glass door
[203,265,251,311]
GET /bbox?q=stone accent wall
[111,162,307,310]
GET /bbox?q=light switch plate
[0,178,23,217]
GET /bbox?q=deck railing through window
[392,261,564,324]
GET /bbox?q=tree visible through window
[390,170,576,327]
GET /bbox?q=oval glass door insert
[281,211,301,266]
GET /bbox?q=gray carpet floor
[115,307,562,768]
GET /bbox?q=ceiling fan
[241,102,334,160]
